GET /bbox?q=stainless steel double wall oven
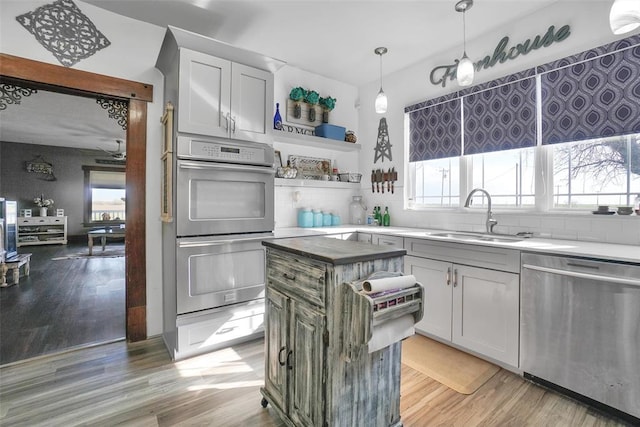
[174,135,275,314]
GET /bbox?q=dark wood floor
[0,242,125,365]
[0,337,628,426]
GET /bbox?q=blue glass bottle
[274,102,282,130]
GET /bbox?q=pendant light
[609,0,640,34]
[455,0,474,87]
[374,47,388,114]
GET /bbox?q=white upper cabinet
[230,62,273,144]
[156,27,283,145]
[178,48,274,143]
[178,49,231,138]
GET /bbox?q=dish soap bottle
[383,206,390,227]
[273,102,282,130]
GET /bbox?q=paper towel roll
[362,274,417,293]
[367,314,415,353]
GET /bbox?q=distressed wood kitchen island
[260,237,420,427]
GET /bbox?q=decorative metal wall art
[374,118,393,163]
[16,0,111,67]
[0,83,38,111]
[96,97,128,130]
[25,155,57,181]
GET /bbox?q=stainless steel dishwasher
[521,253,640,422]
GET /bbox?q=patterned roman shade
[463,77,537,155]
[541,46,640,145]
[409,98,462,162]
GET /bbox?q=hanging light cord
[379,53,384,90]
[462,8,467,55]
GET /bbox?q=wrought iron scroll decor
[25,155,57,181]
[0,83,38,111]
[96,97,128,130]
[16,0,111,67]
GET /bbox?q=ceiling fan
[100,139,126,160]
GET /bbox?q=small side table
[87,229,126,255]
[1,253,32,287]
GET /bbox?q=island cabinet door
[289,300,325,427]
[264,288,289,411]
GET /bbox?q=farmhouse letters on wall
[16,0,111,67]
[430,24,571,88]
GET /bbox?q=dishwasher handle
[522,263,640,287]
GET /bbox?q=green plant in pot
[319,96,336,123]
[289,87,306,119]
[304,90,320,122]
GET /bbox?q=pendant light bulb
[457,53,474,87]
[374,47,388,114]
[375,88,388,114]
[609,0,640,35]
[455,0,474,87]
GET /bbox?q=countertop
[274,226,640,264]
[262,236,407,265]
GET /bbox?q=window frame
[82,165,126,227]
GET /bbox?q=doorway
[0,53,151,353]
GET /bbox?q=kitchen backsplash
[276,186,639,246]
[275,186,360,228]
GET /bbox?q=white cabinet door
[230,62,273,144]
[178,48,231,138]
[405,256,452,341]
[357,233,372,244]
[452,264,520,366]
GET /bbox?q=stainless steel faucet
[464,188,497,234]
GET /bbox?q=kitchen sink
[429,232,523,243]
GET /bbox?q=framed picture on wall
[20,209,32,218]
[56,209,64,217]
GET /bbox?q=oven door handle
[178,235,272,248]
[178,160,275,175]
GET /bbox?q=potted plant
[319,96,337,123]
[289,87,307,119]
[34,194,54,216]
[304,89,320,122]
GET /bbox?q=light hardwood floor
[0,337,628,427]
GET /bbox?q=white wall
[0,0,166,335]
[356,1,640,245]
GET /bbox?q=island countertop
[262,236,407,265]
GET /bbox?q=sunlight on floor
[187,380,263,391]
[176,347,254,378]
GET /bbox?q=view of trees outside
[92,188,126,221]
[553,134,640,208]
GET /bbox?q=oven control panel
[177,136,274,166]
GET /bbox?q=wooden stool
[1,253,32,287]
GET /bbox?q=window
[552,134,640,209]
[83,166,126,225]
[409,157,460,207]
[469,147,536,208]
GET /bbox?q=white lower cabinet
[405,238,521,368]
